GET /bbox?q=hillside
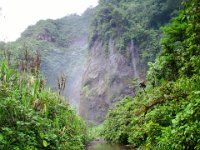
[4,8,95,110]
[102,0,200,149]
[2,0,180,124]
[0,0,200,149]
[80,0,181,124]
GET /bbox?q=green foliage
[90,0,180,72]
[4,8,95,58]
[87,124,104,141]
[0,61,87,150]
[102,0,200,149]
[148,0,200,84]
[19,11,94,49]
[102,76,200,149]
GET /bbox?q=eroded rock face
[79,39,140,124]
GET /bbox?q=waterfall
[130,40,139,78]
[41,36,88,111]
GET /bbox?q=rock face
[10,7,141,124]
[79,39,140,124]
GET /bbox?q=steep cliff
[3,0,180,124]
[79,0,181,124]
[79,39,139,123]
[102,1,200,148]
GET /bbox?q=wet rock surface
[79,39,140,124]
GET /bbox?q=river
[87,142,133,150]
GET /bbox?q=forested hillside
[14,7,94,50]
[0,9,93,149]
[90,0,180,72]
[102,0,200,149]
[1,0,181,125]
[3,8,95,109]
[0,0,199,149]
[80,0,181,124]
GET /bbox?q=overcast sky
[0,0,98,42]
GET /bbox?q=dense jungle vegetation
[0,55,87,149]
[102,0,200,149]
[0,0,199,149]
[90,0,181,73]
[0,7,94,150]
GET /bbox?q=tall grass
[0,60,87,150]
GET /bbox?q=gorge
[2,0,181,125]
[1,0,200,149]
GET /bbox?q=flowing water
[130,40,139,78]
[41,36,88,110]
[87,143,133,150]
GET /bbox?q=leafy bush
[89,0,180,73]
[102,0,200,149]
[0,61,87,150]
[103,76,200,149]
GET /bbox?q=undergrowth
[0,61,87,150]
[101,0,200,149]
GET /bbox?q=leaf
[43,140,48,147]
[194,91,200,95]
[0,134,3,141]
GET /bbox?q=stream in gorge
[88,143,133,150]
[87,140,133,150]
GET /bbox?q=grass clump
[0,61,87,150]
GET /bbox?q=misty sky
[0,0,98,42]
